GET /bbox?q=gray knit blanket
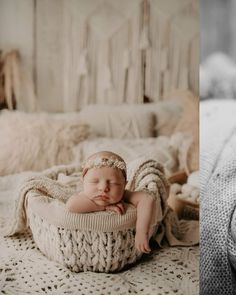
[200,99,236,294]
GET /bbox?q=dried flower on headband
[82,156,127,180]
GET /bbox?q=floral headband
[82,156,127,180]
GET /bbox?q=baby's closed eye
[89,179,99,184]
[110,181,121,185]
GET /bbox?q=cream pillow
[78,104,155,138]
[141,101,182,136]
[73,137,179,177]
[0,110,89,176]
[171,91,199,173]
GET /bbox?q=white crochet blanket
[0,159,199,294]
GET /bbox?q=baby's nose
[99,181,109,192]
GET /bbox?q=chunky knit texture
[200,100,236,294]
[1,158,198,273]
[1,159,167,272]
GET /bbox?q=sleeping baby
[66,151,156,253]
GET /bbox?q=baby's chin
[94,199,110,207]
[93,198,122,207]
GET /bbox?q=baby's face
[83,167,126,206]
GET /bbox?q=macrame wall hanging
[144,0,199,102]
[170,6,199,96]
[62,0,144,111]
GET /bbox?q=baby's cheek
[115,188,125,200]
[84,185,95,194]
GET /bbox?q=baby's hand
[135,231,151,253]
[105,201,125,214]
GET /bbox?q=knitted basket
[27,194,159,273]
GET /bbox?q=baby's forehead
[87,167,122,178]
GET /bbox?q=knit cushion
[27,194,160,273]
[0,110,89,176]
[78,104,156,138]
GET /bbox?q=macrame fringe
[103,65,113,90]
[123,48,132,70]
[77,49,89,77]
[139,23,150,50]
[0,50,37,112]
[139,0,150,50]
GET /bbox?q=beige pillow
[0,110,89,176]
[141,101,182,136]
[78,104,155,138]
[73,137,179,177]
[171,91,199,173]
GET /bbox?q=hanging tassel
[3,53,13,110]
[139,23,150,50]
[77,49,89,77]
[103,65,113,90]
[102,39,113,91]
[123,49,132,70]
[0,52,5,105]
[139,0,150,50]
[11,51,21,108]
[160,48,168,72]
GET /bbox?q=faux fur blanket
[0,158,198,247]
[200,100,236,295]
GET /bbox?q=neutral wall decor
[0,0,199,112]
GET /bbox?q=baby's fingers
[143,242,151,253]
[105,205,122,214]
[135,240,151,253]
[116,202,125,214]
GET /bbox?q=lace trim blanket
[0,158,198,247]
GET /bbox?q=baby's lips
[96,194,109,201]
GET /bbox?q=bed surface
[0,231,199,294]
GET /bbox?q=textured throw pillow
[78,104,155,138]
[72,137,179,177]
[0,110,89,176]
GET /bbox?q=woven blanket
[200,99,236,295]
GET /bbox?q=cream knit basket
[27,194,159,273]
